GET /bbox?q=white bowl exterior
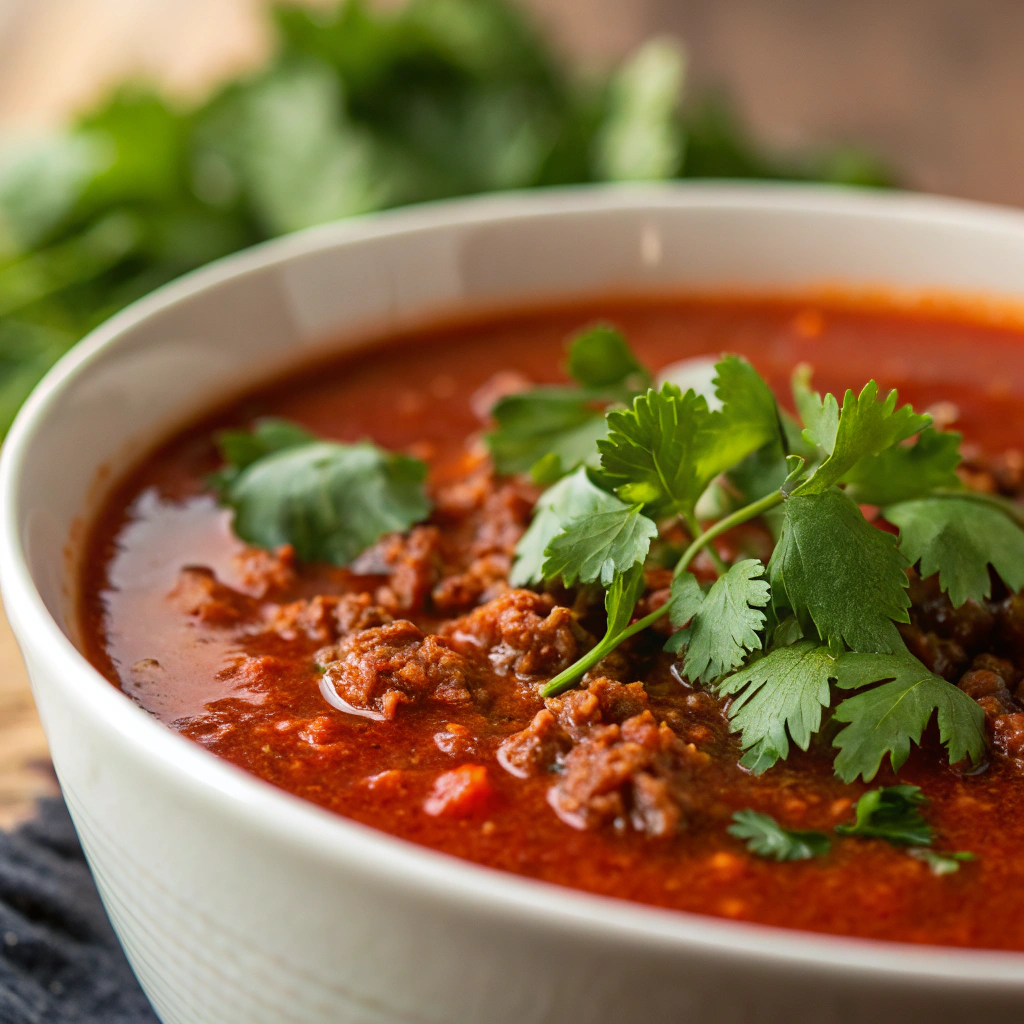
[5,185,1024,1023]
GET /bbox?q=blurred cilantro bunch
[0,0,893,434]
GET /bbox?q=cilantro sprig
[507,334,1020,783]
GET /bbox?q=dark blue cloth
[0,799,157,1024]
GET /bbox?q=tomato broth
[80,296,1024,949]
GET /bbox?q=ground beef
[581,645,637,684]
[959,446,1024,497]
[168,566,256,624]
[231,544,297,598]
[995,593,1024,651]
[498,678,651,777]
[431,458,496,519]
[431,552,511,615]
[372,526,443,615]
[433,722,477,758]
[352,474,535,618]
[318,620,479,721]
[497,677,707,838]
[267,595,343,643]
[497,709,570,778]
[547,711,706,837]
[498,677,648,775]
[546,677,650,741]
[335,592,393,634]
[441,589,583,679]
[219,653,288,690]
[588,676,650,721]
[910,573,995,650]
[959,668,1010,702]
[899,624,969,682]
[267,592,393,645]
[971,652,1021,689]
[956,661,1024,758]
[430,470,537,614]
[993,714,1024,757]
[901,597,1024,764]
[469,479,536,558]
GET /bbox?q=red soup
[79,295,1024,950]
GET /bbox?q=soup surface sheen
[80,296,1024,949]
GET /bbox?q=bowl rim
[4,181,1024,987]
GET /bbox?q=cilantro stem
[541,488,786,697]
[683,508,727,574]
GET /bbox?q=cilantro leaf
[842,427,962,506]
[598,383,710,515]
[542,502,657,587]
[834,785,932,845]
[832,651,986,782]
[792,363,839,453]
[666,559,770,683]
[598,356,778,519]
[486,388,606,477]
[768,489,910,653]
[885,496,1024,607]
[772,614,805,648]
[486,323,648,479]
[592,38,686,182]
[0,135,109,253]
[711,354,781,466]
[666,567,705,628]
[835,785,977,871]
[198,60,391,237]
[510,467,621,586]
[717,639,838,773]
[728,809,831,861]
[796,381,930,495]
[605,561,647,636]
[908,848,976,875]
[565,323,650,394]
[212,417,316,490]
[219,439,430,565]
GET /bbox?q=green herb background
[0,0,894,436]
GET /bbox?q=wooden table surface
[1,0,1021,825]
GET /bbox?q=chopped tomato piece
[423,765,493,818]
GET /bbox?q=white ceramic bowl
[4,185,1024,1024]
